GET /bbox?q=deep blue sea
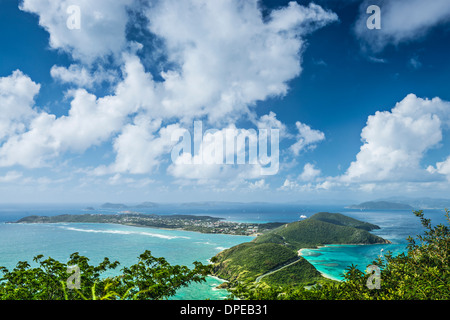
[0,203,447,299]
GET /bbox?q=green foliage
[260,258,325,287]
[229,210,450,300]
[212,212,390,290]
[0,250,211,300]
[254,217,389,250]
[308,212,380,231]
[212,242,299,282]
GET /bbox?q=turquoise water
[0,221,253,299]
[0,205,447,298]
[300,243,404,281]
[299,209,447,280]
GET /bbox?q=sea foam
[60,226,190,240]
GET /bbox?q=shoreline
[11,220,258,238]
[298,247,342,282]
[297,243,393,282]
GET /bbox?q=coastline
[11,220,258,238]
[297,242,393,282]
[298,247,341,282]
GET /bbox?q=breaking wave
[59,226,190,240]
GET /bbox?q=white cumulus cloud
[299,163,321,181]
[355,0,450,52]
[20,0,135,63]
[0,70,40,141]
[342,94,450,183]
[1,0,338,189]
[290,121,325,156]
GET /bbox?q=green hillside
[261,258,323,287]
[211,212,390,288]
[212,242,298,282]
[254,218,389,250]
[309,212,380,231]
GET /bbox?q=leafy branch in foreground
[0,250,211,300]
[229,210,450,300]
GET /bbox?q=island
[100,203,129,209]
[210,212,391,289]
[134,202,159,208]
[346,201,414,210]
[11,213,284,236]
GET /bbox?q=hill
[346,201,413,210]
[100,203,128,209]
[211,212,390,288]
[377,197,450,209]
[254,218,389,251]
[253,212,389,251]
[135,202,159,208]
[309,212,380,231]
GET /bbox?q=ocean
[0,203,447,299]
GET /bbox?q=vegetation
[13,213,282,236]
[0,250,211,300]
[308,212,381,231]
[347,201,414,210]
[259,258,324,287]
[228,210,450,300]
[254,218,389,251]
[211,212,389,288]
[211,242,299,282]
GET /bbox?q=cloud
[166,123,278,185]
[248,179,268,190]
[0,70,40,141]
[277,94,450,195]
[367,56,387,64]
[2,0,337,182]
[255,111,288,137]
[107,173,154,187]
[0,55,150,168]
[299,163,321,181]
[279,178,300,191]
[341,94,450,183]
[290,121,325,156]
[144,0,338,123]
[19,0,135,63]
[0,171,23,183]
[355,0,450,52]
[408,55,422,69]
[50,64,117,88]
[106,119,183,175]
[428,157,450,179]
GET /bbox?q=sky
[0,0,450,204]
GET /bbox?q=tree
[0,250,211,300]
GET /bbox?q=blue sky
[1,0,450,204]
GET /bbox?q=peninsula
[12,213,284,236]
[211,212,391,288]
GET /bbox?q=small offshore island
[12,212,284,236]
